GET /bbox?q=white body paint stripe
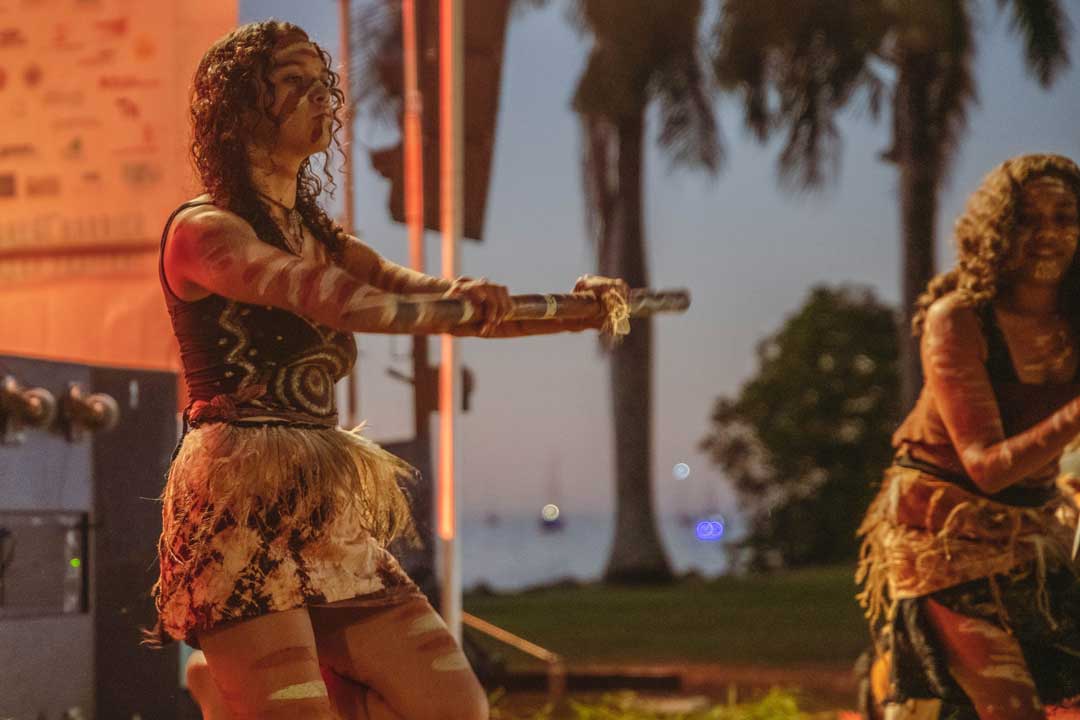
[267,681,329,701]
[431,652,471,672]
[407,613,447,637]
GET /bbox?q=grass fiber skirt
[149,421,423,647]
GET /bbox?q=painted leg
[197,608,338,720]
[924,598,1045,720]
[311,597,488,720]
[186,647,377,720]
[321,667,408,720]
[186,650,232,720]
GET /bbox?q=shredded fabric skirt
[856,465,1080,714]
[870,568,1080,716]
[149,421,425,648]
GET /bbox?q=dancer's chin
[1031,261,1068,283]
[307,133,332,155]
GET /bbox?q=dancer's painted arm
[453,274,626,338]
[924,296,1080,493]
[339,235,453,294]
[172,209,433,334]
[338,235,610,337]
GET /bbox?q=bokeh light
[541,503,561,522]
[672,462,691,480]
[694,515,725,542]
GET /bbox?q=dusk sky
[241,1,1080,522]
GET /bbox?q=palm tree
[570,0,721,582]
[712,0,1071,411]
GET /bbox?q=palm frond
[710,0,779,141]
[712,0,889,190]
[998,0,1072,85]
[654,51,724,174]
[888,0,977,183]
[927,2,978,179]
[573,0,720,173]
[775,89,838,191]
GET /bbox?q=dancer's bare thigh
[309,597,488,720]
[197,607,336,719]
[923,598,1044,720]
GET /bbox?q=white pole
[437,0,464,642]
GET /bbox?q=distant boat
[539,502,564,532]
[478,466,500,528]
[539,455,565,532]
[674,462,697,528]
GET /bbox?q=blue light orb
[694,517,725,542]
[673,462,691,480]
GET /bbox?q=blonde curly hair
[912,153,1080,335]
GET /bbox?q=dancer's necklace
[259,192,304,256]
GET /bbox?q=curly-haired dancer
[149,20,626,719]
[857,154,1080,720]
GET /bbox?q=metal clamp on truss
[60,383,119,443]
[0,375,57,446]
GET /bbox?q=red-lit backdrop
[0,0,237,377]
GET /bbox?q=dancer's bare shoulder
[925,292,981,338]
[922,291,988,364]
[164,195,260,302]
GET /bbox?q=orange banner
[0,0,237,372]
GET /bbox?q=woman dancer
[857,154,1080,719]
[152,20,626,719]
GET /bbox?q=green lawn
[490,689,832,720]
[463,565,868,667]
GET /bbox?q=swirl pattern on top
[211,299,356,420]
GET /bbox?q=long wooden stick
[504,288,689,321]
[376,288,689,334]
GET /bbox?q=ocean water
[458,512,736,591]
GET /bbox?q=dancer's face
[1004,176,1080,286]
[250,35,333,159]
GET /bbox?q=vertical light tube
[339,0,360,426]
[403,0,425,274]
[438,0,464,641]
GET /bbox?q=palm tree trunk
[895,60,939,414]
[603,106,674,584]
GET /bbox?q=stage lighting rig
[60,383,119,442]
[0,374,57,445]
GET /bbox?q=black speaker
[0,355,180,720]
[382,436,437,604]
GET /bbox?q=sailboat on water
[539,454,565,532]
[676,462,695,527]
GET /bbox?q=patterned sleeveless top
[159,200,356,427]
